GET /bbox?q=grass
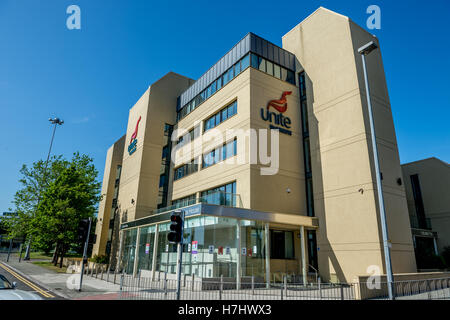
[32,261,68,273]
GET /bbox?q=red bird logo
[130,116,141,144]
[267,91,292,113]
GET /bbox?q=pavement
[0,253,121,300]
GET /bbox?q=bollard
[183,274,186,287]
[220,275,223,300]
[90,265,94,277]
[340,285,344,300]
[318,277,322,300]
[114,268,117,284]
[106,267,110,282]
[138,271,141,288]
[191,274,195,292]
[252,276,255,296]
[120,273,124,291]
[95,266,98,279]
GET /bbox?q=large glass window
[137,225,156,272]
[200,181,236,207]
[270,230,294,259]
[121,228,138,274]
[172,194,196,207]
[174,158,199,181]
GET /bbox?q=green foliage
[5,155,68,241]
[8,152,102,255]
[91,254,109,264]
[31,152,102,253]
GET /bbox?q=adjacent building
[93,7,418,284]
[402,157,450,269]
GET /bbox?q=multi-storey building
[92,7,417,283]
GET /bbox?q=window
[286,70,295,84]
[202,139,237,169]
[174,159,198,181]
[172,194,196,207]
[266,60,274,76]
[241,54,250,70]
[176,54,251,122]
[270,230,294,259]
[258,56,266,73]
[251,53,259,69]
[204,100,237,132]
[200,181,236,206]
[234,61,241,76]
[307,230,318,272]
[274,64,281,79]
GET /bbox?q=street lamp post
[358,41,395,300]
[24,118,64,261]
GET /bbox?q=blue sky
[1,0,449,212]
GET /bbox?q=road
[0,261,61,300]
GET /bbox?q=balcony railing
[152,191,243,215]
[410,215,432,230]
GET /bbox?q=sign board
[145,243,150,254]
[241,247,247,256]
[192,241,198,254]
[225,246,231,255]
[208,245,214,254]
[218,246,223,255]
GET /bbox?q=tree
[5,155,68,252]
[31,153,102,267]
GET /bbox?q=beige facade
[92,135,125,258]
[402,157,450,254]
[282,7,416,282]
[93,7,420,283]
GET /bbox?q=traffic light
[167,211,183,243]
[78,219,90,242]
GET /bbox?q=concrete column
[265,223,270,288]
[236,221,241,290]
[116,230,124,272]
[133,227,141,277]
[151,224,159,281]
[300,226,308,285]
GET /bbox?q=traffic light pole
[79,217,92,291]
[175,211,185,300]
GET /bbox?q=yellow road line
[0,262,54,298]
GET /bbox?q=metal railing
[117,274,355,300]
[81,265,450,300]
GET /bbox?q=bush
[91,254,109,264]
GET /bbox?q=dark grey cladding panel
[178,32,295,110]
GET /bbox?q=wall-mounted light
[286,188,291,194]
[131,199,135,205]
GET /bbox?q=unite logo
[267,91,292,113]
[261,91,293,135]
[128,116,141,156]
